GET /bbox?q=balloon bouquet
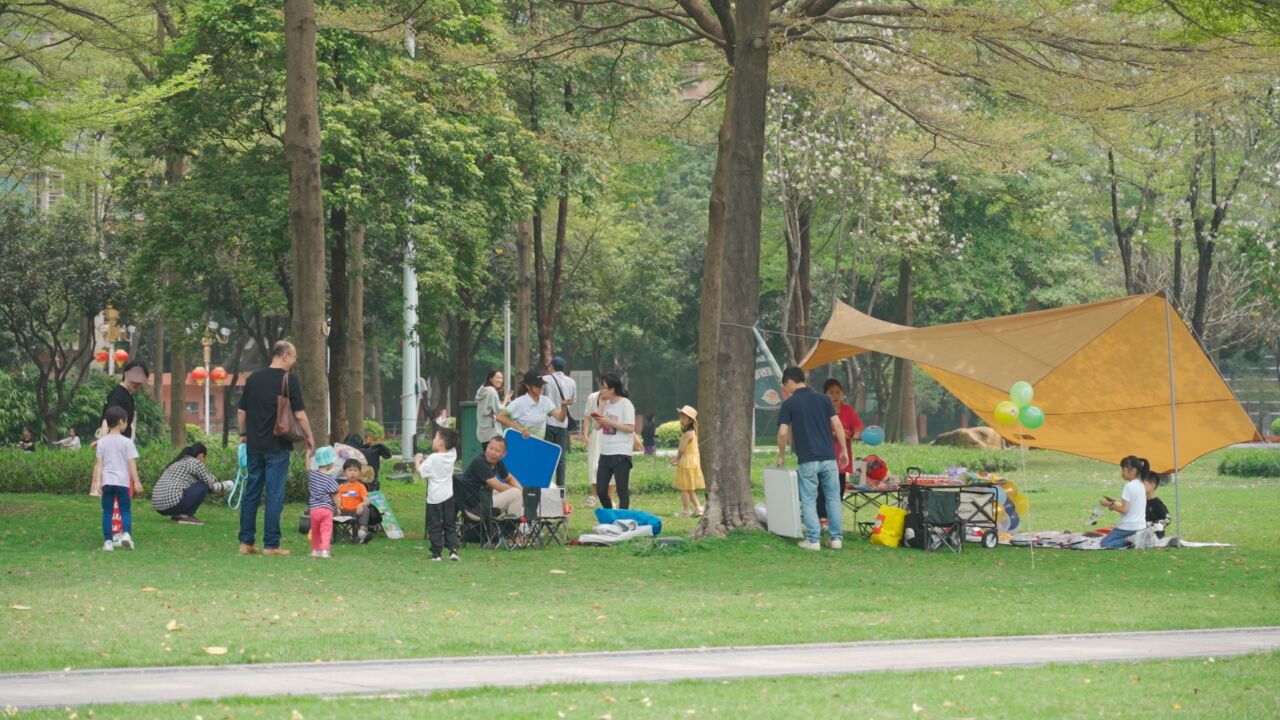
[990,381,1044,538]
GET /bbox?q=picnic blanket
[1008,530,1232,550]
[576,519,655,546]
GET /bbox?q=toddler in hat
[672,405,705,517]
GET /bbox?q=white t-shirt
[1117,478,1147,531]
[542,372,577,429]
[418,448,458,504]
[97,433,138,488]
[506,393,557,438]
[598,396,636,456]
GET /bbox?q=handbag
[273,373,306,443]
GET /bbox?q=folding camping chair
[921,488,964,554]
[530,486,569,547]
[455,473,502,549]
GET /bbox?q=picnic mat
[1007,530,1232,550]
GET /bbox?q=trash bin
[460,401,479,464]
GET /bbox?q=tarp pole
[1163,299,1182,540]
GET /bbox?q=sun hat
[677,405,698,420]
[314,446,338,468]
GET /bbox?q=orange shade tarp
[800,293,1260,473]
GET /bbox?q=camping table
[843,487,905,539]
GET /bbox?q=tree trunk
[793,198,812,359]
[516,219,533,371]
[695,0,770,538]
[885,255,918,444]
[346,224,366,440]
[453,309,472,419]
[328,206,348,441]
[151,319,164,402]
[694,76,734,535]
[221,331,245,447]
[284,0,328,444]
[369,340,383,424]
[1172,217,1185,310]
[168,322,186,446]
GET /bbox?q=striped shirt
[152,456,220,512]
[307,470,339,510]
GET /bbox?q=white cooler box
[762,468,802,538]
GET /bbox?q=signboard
[753,326,783,410]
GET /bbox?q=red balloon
[114,349,129,365]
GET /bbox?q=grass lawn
[13,653,1280,719]
[1,447,1277,674]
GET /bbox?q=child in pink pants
[307,446,341,558]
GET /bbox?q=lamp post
[100,303,136,376]
[192,321,231,435]
[401,24,420,461]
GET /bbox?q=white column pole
[400,25,419,462]
[503,300,512,392]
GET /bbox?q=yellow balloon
[994,401,1020,425]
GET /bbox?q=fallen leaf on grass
[203,647,228,655]
[165,619,183,632]
[912,703,924,713]
[8,605,30,611]
[548,569,567,575]
[140,586,157,592]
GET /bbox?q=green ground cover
[14,653,1280,719]
[1,448,1276,674]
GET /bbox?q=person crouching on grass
[95,405,142,551]
[416,428,460,562]
[307,446,341,559]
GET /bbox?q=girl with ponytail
[1099,455,1150,549]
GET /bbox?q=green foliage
[860,443,1020,474]
[0,371,163,445]
[655,420,683,448]
[1272,417,1280,436]
[0,446,309,501]
[363,419,385,441]
[1216,450,1280,478]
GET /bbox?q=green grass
[1,448,1277,674]
[13,653,1280,719]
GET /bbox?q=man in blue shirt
[776,366,849,551]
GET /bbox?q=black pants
[817,473,848,520]
[425,497,458,557]
[157,483,209,518]
[545,425,570,487]
[597,454,632,509]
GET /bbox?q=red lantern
[95,350,109,366]
[211,366,229,385]
[190,366,208,385]
[114,349,129,365]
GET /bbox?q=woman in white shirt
[592,373,636,509]
[500,370,568,439]
[1099,455,1149,549]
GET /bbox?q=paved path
[4,627,1278,709]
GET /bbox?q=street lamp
[99,303,137,376]
[190,320,232,435]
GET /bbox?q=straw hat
[677,405,698,420]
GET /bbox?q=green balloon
[1020,405,1045,429]
[1010,381,1034,408]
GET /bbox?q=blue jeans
[239,450,290,548]
[1101,527,1137,549]
[797,460,842,543]
[101,485,132,540]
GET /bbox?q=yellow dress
[674,430,706,491]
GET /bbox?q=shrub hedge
[1217,449,1280,478]
[0,446,310,502]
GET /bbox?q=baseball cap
[522,370,546,387]
[551,356,566,371]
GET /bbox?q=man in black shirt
[98,361,150,439]
[461,436,524,517]
[777,366,848,552]
[235,340,315,556]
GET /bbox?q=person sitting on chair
[460,436,524,517]
[336,459,373,543]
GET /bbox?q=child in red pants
[307,446,341,558]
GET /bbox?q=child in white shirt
[416,428,460,561]
[95,406,142,551]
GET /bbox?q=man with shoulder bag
[235,340,315,556]
[542,356,577,488]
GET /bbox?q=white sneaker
[319,550,331,559]
[449,550,460,562]
[829,539,843,550]
[119,533,135,550]
[102,540,114,551]
[358,529,369,543]
[311,551,321,558]
[797,541,821,551]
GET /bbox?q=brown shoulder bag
[273,372,306,443]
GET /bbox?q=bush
[1217,450,1280,478]
[363,419,385,441]
[0,446,310,502]
[1271,417,1280,436]
[655,420,683,448]
[0,371,164,443]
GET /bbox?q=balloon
[862,425,885,446]
[1009,381,1034,408]
[1020,405,1045,429]
[993,401,1020,425]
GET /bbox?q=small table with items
[844,486,905,539]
